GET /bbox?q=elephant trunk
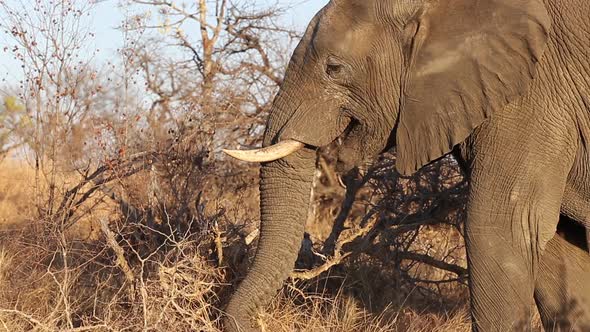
[224,148,316,332]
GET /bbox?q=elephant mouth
[334,118,369,171]
[334,118,358,147]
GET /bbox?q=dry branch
[398,252,467,278]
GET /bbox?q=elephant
[222,0,590,331]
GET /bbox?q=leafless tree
[124,0,300,151]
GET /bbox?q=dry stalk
[214,222,224,265]
[0,309,52,332]
[99,219,136,297]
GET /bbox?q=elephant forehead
[313,4,376,57]
[316,25,375,56]
[328,0,373,20]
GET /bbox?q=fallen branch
[291,213,379,280]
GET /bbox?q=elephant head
[224,0,549,331]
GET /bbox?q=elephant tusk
[223,140,305,163]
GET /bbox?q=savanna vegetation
[0,1,541,331]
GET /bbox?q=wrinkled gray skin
[224,0,590,331]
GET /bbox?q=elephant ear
[395,0,550,175]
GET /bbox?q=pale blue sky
[0,0,329,81]
[90,0,328,56]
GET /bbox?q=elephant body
[224,0,590,331]
[454,5,590,323]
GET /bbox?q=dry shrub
[0,220,223,331]
[0,152,477,332]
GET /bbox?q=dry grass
[0,160,35,227]
[256,282,472,332]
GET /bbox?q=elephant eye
[325,58,345,79]
[326,63,343,76]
